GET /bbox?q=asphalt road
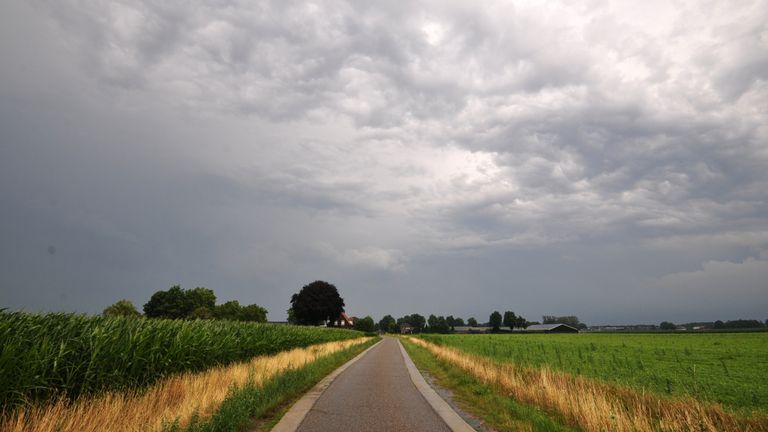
[296,337,452,432]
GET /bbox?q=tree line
[375,310,551,333]
[102,285,267,322]
[102,279,602,333]
[659,319,767,331]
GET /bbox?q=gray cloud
[1,0,767,324]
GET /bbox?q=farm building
[399,323,414,334]
[524,323,579,333]
[332,312,355,328]
[454,326,492,334]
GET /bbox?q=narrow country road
[295,337,453,432]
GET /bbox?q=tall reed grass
[0,311,359,410]
[408,337,768,432]
[1,337,371,432]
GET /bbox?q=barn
[524,323,579,333]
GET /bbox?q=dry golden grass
[407,337,768,432]
[2,337,369,432]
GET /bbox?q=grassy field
[0,311,361,410]
[410,335,768,432]
[419,332,768,414]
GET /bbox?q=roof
[454,326,492,332]
[525,323,578,331]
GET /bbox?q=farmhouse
[333,312,355,328]
[524,323,579,333]
[399,323,414,334]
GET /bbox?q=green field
[0,311,361,411]
[419,332,768,413]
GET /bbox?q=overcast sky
[1,1,767,325]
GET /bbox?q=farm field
[0,311,362,411]
[1,337,376,432]
[419,332,768,414]
[409,334,768,432]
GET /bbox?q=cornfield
[0,311,360,411]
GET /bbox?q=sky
[1,0,767,325]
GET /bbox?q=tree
[724,319,764,329]
[186,287,216,312]
[489,311,502,332]
[515,315,527,329]
[467,317,478,327]
[713,320,725,329]
[397,314,426,333]
[144,286,189,319]
[503,311,517,330]
[388,321,400,333]
[408,314,426,333]
[379,315,396,333]
[290,280,345,326]
[454,317,465,327]
[435,316,449,333]
[659,321,676,330]
[446,315,455,331]
[103,299,141,318]
[354,316,375,332]
[427,314,438,332]
[214,300,242,321]
[143,285,216,319]
[240,304,268,322]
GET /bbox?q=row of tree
[373,310,536,333]
[659,319,767,330]
[102,285,267,322]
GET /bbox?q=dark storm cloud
[1,0,767,323]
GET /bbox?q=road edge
[270,338,383,432]
[397,338,476,432]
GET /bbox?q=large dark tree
[467,317,478,327]
[290,280,345,326]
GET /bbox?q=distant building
[332,312,355,328]
[453,326,492,334]
[524,323,579,333]
[400,323,414,334]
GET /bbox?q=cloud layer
[1,0,767,324]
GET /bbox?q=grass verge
[170,337,380,432]
[401,338,577,432]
